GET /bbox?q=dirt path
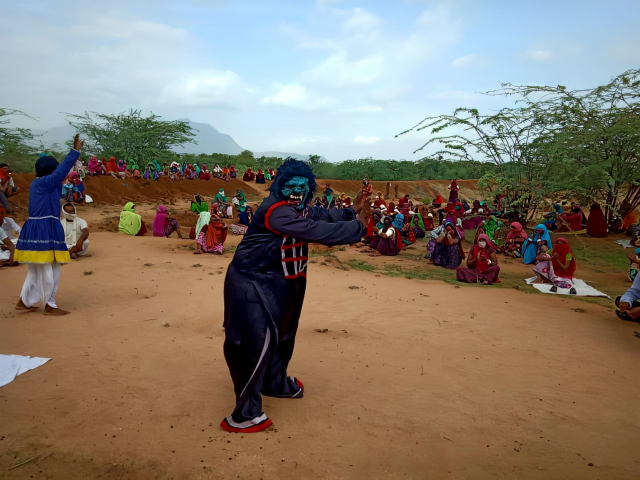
[1,228,639,479]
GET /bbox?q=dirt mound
[316,179,479,201]
[8,174,270,221]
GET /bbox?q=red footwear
[292,377,304,398]
[220,414,273,433]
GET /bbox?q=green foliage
[399,69,640,223]
[65,109,196,164]
[0,109,37,170]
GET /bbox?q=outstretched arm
[267,205,363,246]
[41,135,85,191]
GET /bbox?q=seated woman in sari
[199,164,212,181]
[117,160,127,179]
[195,211,228,255]
[521,224,552,264]
[410,212,426,239]
[532,238,577,294]
[238,205,253,226]
[221,165,231,182]
[480,215,503,245]
[118,202,147,236]
[265,169,272,181]
[153,205,184,239]
[255,169,266,184]
[87,156,101,176]
[586,203,607,238]
[543,204,563,231]
[184,164,198,180]
[557,205,583,232]
[229,165,237,179]
[168,162,181,181]
[431,221,464,269]
[243,168,255,182]
[456,234,500,284]
[502,221,528,257]
[268,167,275,180]
[232,189,247,212]
[105,157,119,178]
[370,216,402,256]
[461,200,484,230]
[190,194,209,214]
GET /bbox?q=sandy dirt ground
[1,205,640,479]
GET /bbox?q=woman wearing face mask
[431,221,464,268]
[456,233,500,284]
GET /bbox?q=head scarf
[532,223,552,247]
[195,211,211,237]
[343,197,352,208]
[35,155,59,177]
[506,221,528,240]
[60,203,80,244]
[392,214,404,230]
[117,159,126,172]
[410,213,425,230]
[118,202,142,235]
[105,157,118,173]
[152,205,168,237]
[206,214,227,246]
[88,155,99,173]
[552,238,576,279]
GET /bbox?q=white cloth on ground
[615,239,632,248]
[0,238,18,261]
[525,277,609,298]
[2,217,21,239]
[0,354,51,388]
[20,262,61,308]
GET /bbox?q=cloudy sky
[1,0,639,161]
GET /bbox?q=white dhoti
[67,239,89,256]
[20,262,61,309]
[0,239,18,261]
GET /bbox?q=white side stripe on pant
[239,328,271,399]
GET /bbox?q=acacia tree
[396,105,553,218]
[493,69,640,226]
[0,108,34,155]
[65,109,195,163]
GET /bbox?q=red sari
[586,203,607,237]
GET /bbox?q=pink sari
[153,205,168,237]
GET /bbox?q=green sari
[483,216,503,243]
[118,202,142,235]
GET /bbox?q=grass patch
[344,260,375,272]
[571,243,629,272]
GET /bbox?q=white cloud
[160,70,249,109]
[353,135,379,144]
[451,54,487,68]
[260,84,336,110]
[337,105,384,113]
[526,49,553,61]
[303,52,385,86]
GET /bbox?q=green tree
[493,69,640,226]
[65,109,196,164]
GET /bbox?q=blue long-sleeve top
[621,273,640,305]
[29,149,80,218]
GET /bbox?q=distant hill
[29,119,326,160]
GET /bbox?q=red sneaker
[220,414,273,433]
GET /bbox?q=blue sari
[522,224,552,264]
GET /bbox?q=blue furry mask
[269,158,317,209]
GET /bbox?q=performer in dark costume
[222,158,365,433]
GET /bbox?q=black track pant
[224,330,299,423]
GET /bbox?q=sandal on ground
[569,287,577,295]
[550,286,558,293]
